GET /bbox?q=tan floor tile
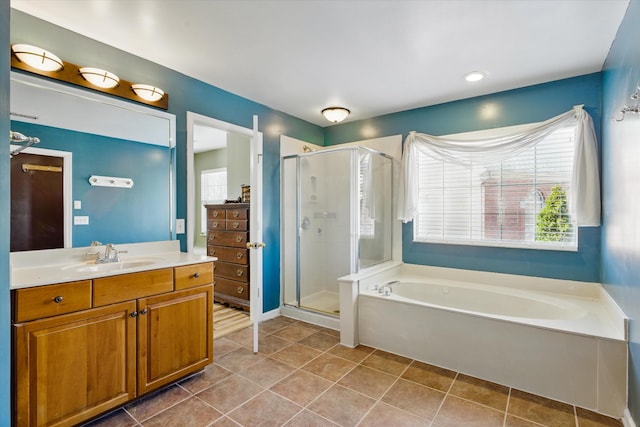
[225,326,254,348]
[142,396,222,427]
[449,374,509,411]
[338,365,397,399]
[215,346,265,373]
[82,408,138,427]
[125,384,191,422]
[211,416,243,426]
[298,331,340,351]
[270,343,322,368]
[316,327,341,338]
[196,375,264,413]
[270,370,333,406]
[227,390,302,426]
[361,349,412,376]
[359,402,430,426]
[179,363,234,394]
[508,389,576,427]
[381,378,445,420]
[283,409,340,426]
[238,358,295,388]
[302,353,357,382]
[327,344,375,363]
[213,337,242,358]
[308,384,375,427]
[433,395,505,427]
[272,323,318,341]
[576,407,623,427]
[257,333,292,355]
[260,317,295,334]
[401,361,457,392]
[505,414,546,426]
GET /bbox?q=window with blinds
[414,122,577,250]
[200,168,227,234]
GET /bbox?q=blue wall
[326,74,603,283]
[1,0,11,424]
[602,0,640,421]
[10,122,171,247]
[10,9,325,313]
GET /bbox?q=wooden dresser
[206,203,250,311]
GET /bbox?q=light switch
[74,200,82,210]
[74,216,89,225]
[176,218,185,234]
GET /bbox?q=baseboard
[260,307,281,322]
[623,408,637,427]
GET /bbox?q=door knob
[246,242,266,249]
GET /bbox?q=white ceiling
[11,0,630,127]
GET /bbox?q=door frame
[10,145,73,248]
[186,112,264,341]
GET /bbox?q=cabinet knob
[236,269,244,277]
[140,308,148,315]
[212,221,218,228]
[236,252,244,259]
[193,272,200,279]
[237,286,244,294]
[53,296,63,303]
[232,222,239,229]
[233,211,240,218]
[236,236,243,243]
[130,311,138,317]
[213,211,219,218]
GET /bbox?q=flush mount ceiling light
[465,71,486,82]
[321,107,350,123]
[79,67,120,89]
[11,44,63,72]
[131,84,165,102]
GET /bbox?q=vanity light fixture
[79,67,120,89]
[465,71,486,82]
[321,106,350,123]
[131,84,165,102]
[11,44,63,72]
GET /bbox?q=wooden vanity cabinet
[12,262,214,427]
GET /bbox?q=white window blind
[414,124,577,250]
[201,168,227,234]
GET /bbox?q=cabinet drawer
[14,280,92,322]
[208,219,225,230]
[93,268,173,306]
[226,208,248,220]
[207,246,248,265]
[208,208,226,220]
[208,231,248,248]
[174,262,214,290]
[214,261,249,282]
[226,219,248,231]
[214,277,249,300]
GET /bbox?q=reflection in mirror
[10,71,176,251]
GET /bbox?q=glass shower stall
[282,146,393,318]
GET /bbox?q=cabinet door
[137,284,213,395]
[14,301,137,427]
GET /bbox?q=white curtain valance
[398,105,601,227]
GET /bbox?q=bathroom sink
[61,257,162,274]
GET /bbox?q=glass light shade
[465,71,486,82]
[12,44,63,72]
[79,67,120,89]
[131,84,165,102]
[321,107,350,123]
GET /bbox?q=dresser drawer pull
[237,286,244,294]
[212,221,219,228]
[193,272,200,279]
[236,235,243,243]
[236,269,244,277]
[53,296,63,303]
[236,252,244,260]
[232,221,239,229]
[213,211,220,218]
[209,234,215,241]
[232,211,240,218]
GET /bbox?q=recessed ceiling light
[465,71,486,82]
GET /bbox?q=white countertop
[10,240,216,289]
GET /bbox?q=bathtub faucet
[372,280,397,296]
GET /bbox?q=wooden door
[11,152,64,251]
[137,285,213,395]
[14,301,137,427]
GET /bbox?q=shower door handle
[246,241,266,249]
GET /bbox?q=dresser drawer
[208,231,248,248]
[208,208,226,220]
[214,277,249,300]
[207,246,249,265]
[226,208,248,220]
[226,219,248,231]
[214,261,249,282]
[14,280,92,322]
[174,262,214,290]
[93,268,174,306]
[208,219,225,230]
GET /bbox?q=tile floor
[84,316,623,427]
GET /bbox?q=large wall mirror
[9,71,176,251]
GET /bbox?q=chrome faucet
[86,242,128,263]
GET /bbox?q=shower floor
[287,290,340,316]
